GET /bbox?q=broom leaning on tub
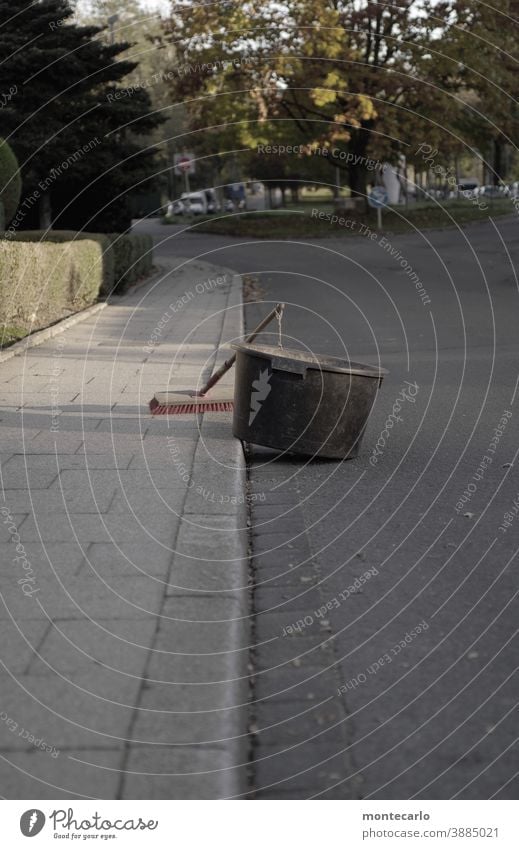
[149,304,284,415]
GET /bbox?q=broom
[149,303,284,415]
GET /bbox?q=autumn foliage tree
[432,0,519,183]
[163,0,519,200]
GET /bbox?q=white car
[478,184,507,199]
[181,192,207,215]
[166,200,185,216]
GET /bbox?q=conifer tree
[0,0,162,230]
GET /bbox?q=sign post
[174,153,196,196]
[368,186,388,229]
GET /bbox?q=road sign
[174,153,195,176]
[368,186,388,208]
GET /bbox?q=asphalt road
[137,215,518,799]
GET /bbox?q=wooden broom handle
[198,303,284,396]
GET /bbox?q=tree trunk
[493,140,503,184]
[349,165,368,212]
[38,191,52,229]
[335,165,341,201]
[346,126,371,210]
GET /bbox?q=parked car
[478,184,508,199]
[204,189,221,213]
[180,192,207,214]
[166,199,185,216]
[458,180,479,200]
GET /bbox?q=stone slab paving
[0,258,250,799]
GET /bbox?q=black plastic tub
[232,343,387,460]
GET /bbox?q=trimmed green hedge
[0,239,103,345]
[106,233,154,294]
[3,230,154,295]
[0,139,22,227]
[5,231,114,296]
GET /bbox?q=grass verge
[176,199,515,239]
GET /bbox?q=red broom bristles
[150,400,234,415]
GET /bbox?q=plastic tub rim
[231,342,388,379]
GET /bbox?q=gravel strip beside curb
[0,302,108,364]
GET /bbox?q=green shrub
[0,139,22,226]
[0,239,103,345]
[4,230,114,296]
[0,324,26,347]
[107,233,154,294]
[3,230,153,296]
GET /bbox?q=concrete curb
[165,269,251,798]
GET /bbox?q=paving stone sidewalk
[0,258,250,799]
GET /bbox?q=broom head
[149,388,234,415]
